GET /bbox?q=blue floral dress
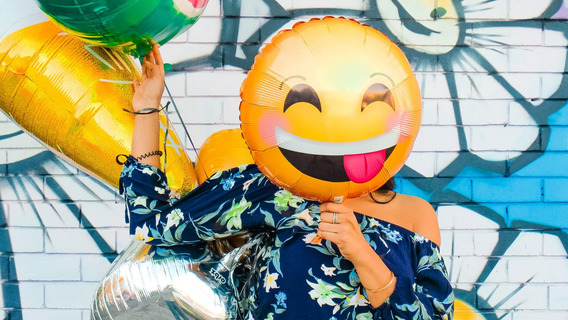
[119,157,454,320]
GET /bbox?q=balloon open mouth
[275,125,400,183]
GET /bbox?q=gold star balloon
[0,21,197,195]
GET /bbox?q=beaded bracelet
[366,272,396,294]
[136,150,163,161]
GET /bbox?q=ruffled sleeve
[374,234,454,319]
[119,157,316,246]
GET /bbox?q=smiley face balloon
[240,17,422,202]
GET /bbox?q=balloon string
[163,81,206,178]
[163,103,169,175]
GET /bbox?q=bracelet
[124,101,170,115]
[366,272,396,294]
[136,150,163,160]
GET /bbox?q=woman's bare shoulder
[394,194,441,246]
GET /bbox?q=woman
[121,44,454,319]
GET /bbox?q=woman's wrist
[132,98,161,112]
[365,272,396,294]
[347,236,375,265]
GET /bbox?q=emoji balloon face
[240,17,422,202]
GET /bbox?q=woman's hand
[130,44,165,167]
[316,202,370,263]
[132,44,165,112]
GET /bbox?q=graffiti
[1,0,568,318]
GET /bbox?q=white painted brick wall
[186,71,247,96]
[79,256,112,282]
[1,0,568,319]
[5,203,80,228]
[17,309,84,320]
[44,229,116,254]
[44,282,99,309]
[7,229,44,253]
[79,202,128,228]
[10,254,81,281]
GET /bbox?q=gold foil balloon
[36,0,210,57]
[0,21,197,195]
[195,128,254,184]
[454,299,487,320]
[240,17,422,202]
[91,236,264,320]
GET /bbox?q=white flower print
[321,264,337,277]
[142,167,154,176]
[293,209,315,226]
[263,271,279,293]
[355,312,373,320]
[243,176,258,191]
[133,196,147,207]
[379,224,403,243]
[134,224,153,242]
[347,287,369,308]
[303,233,318,244]
[368,218,380,228]
[164,208,184,232]
[307,279,341,307]
[413,233,428,244]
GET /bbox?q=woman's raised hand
[132,44,165,112]
[316,202,370,263]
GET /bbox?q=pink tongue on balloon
[344,150,386,183]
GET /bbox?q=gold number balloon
[194,128,254,184]
[240,17,422,202]
[0,21,197,195]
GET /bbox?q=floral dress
[119,157,454,320]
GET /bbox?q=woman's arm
[131,44,165,168]
[317,202,396,307]
[317,202,454,318]
[120,162,313,246]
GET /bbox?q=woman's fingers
[138,45,164,80]
[320,202,349,214]
[141,61,152,80]
[316,231,339,243]
[152,45,165,78]
[317,221,341,232]
[152,44,164,66]
[320,211,344,225]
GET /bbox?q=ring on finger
[332,212,338,224]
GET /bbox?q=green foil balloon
[35,0,209,57]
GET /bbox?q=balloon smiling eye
[284,84,322,112]
[361,83,395,111]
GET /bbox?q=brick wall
[1,0,568,319]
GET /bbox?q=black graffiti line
[0,130,25,140]
[0,209,22,320]
[43,174,115,261]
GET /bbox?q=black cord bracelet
[123,101,170,115]
[136,150,163,160]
